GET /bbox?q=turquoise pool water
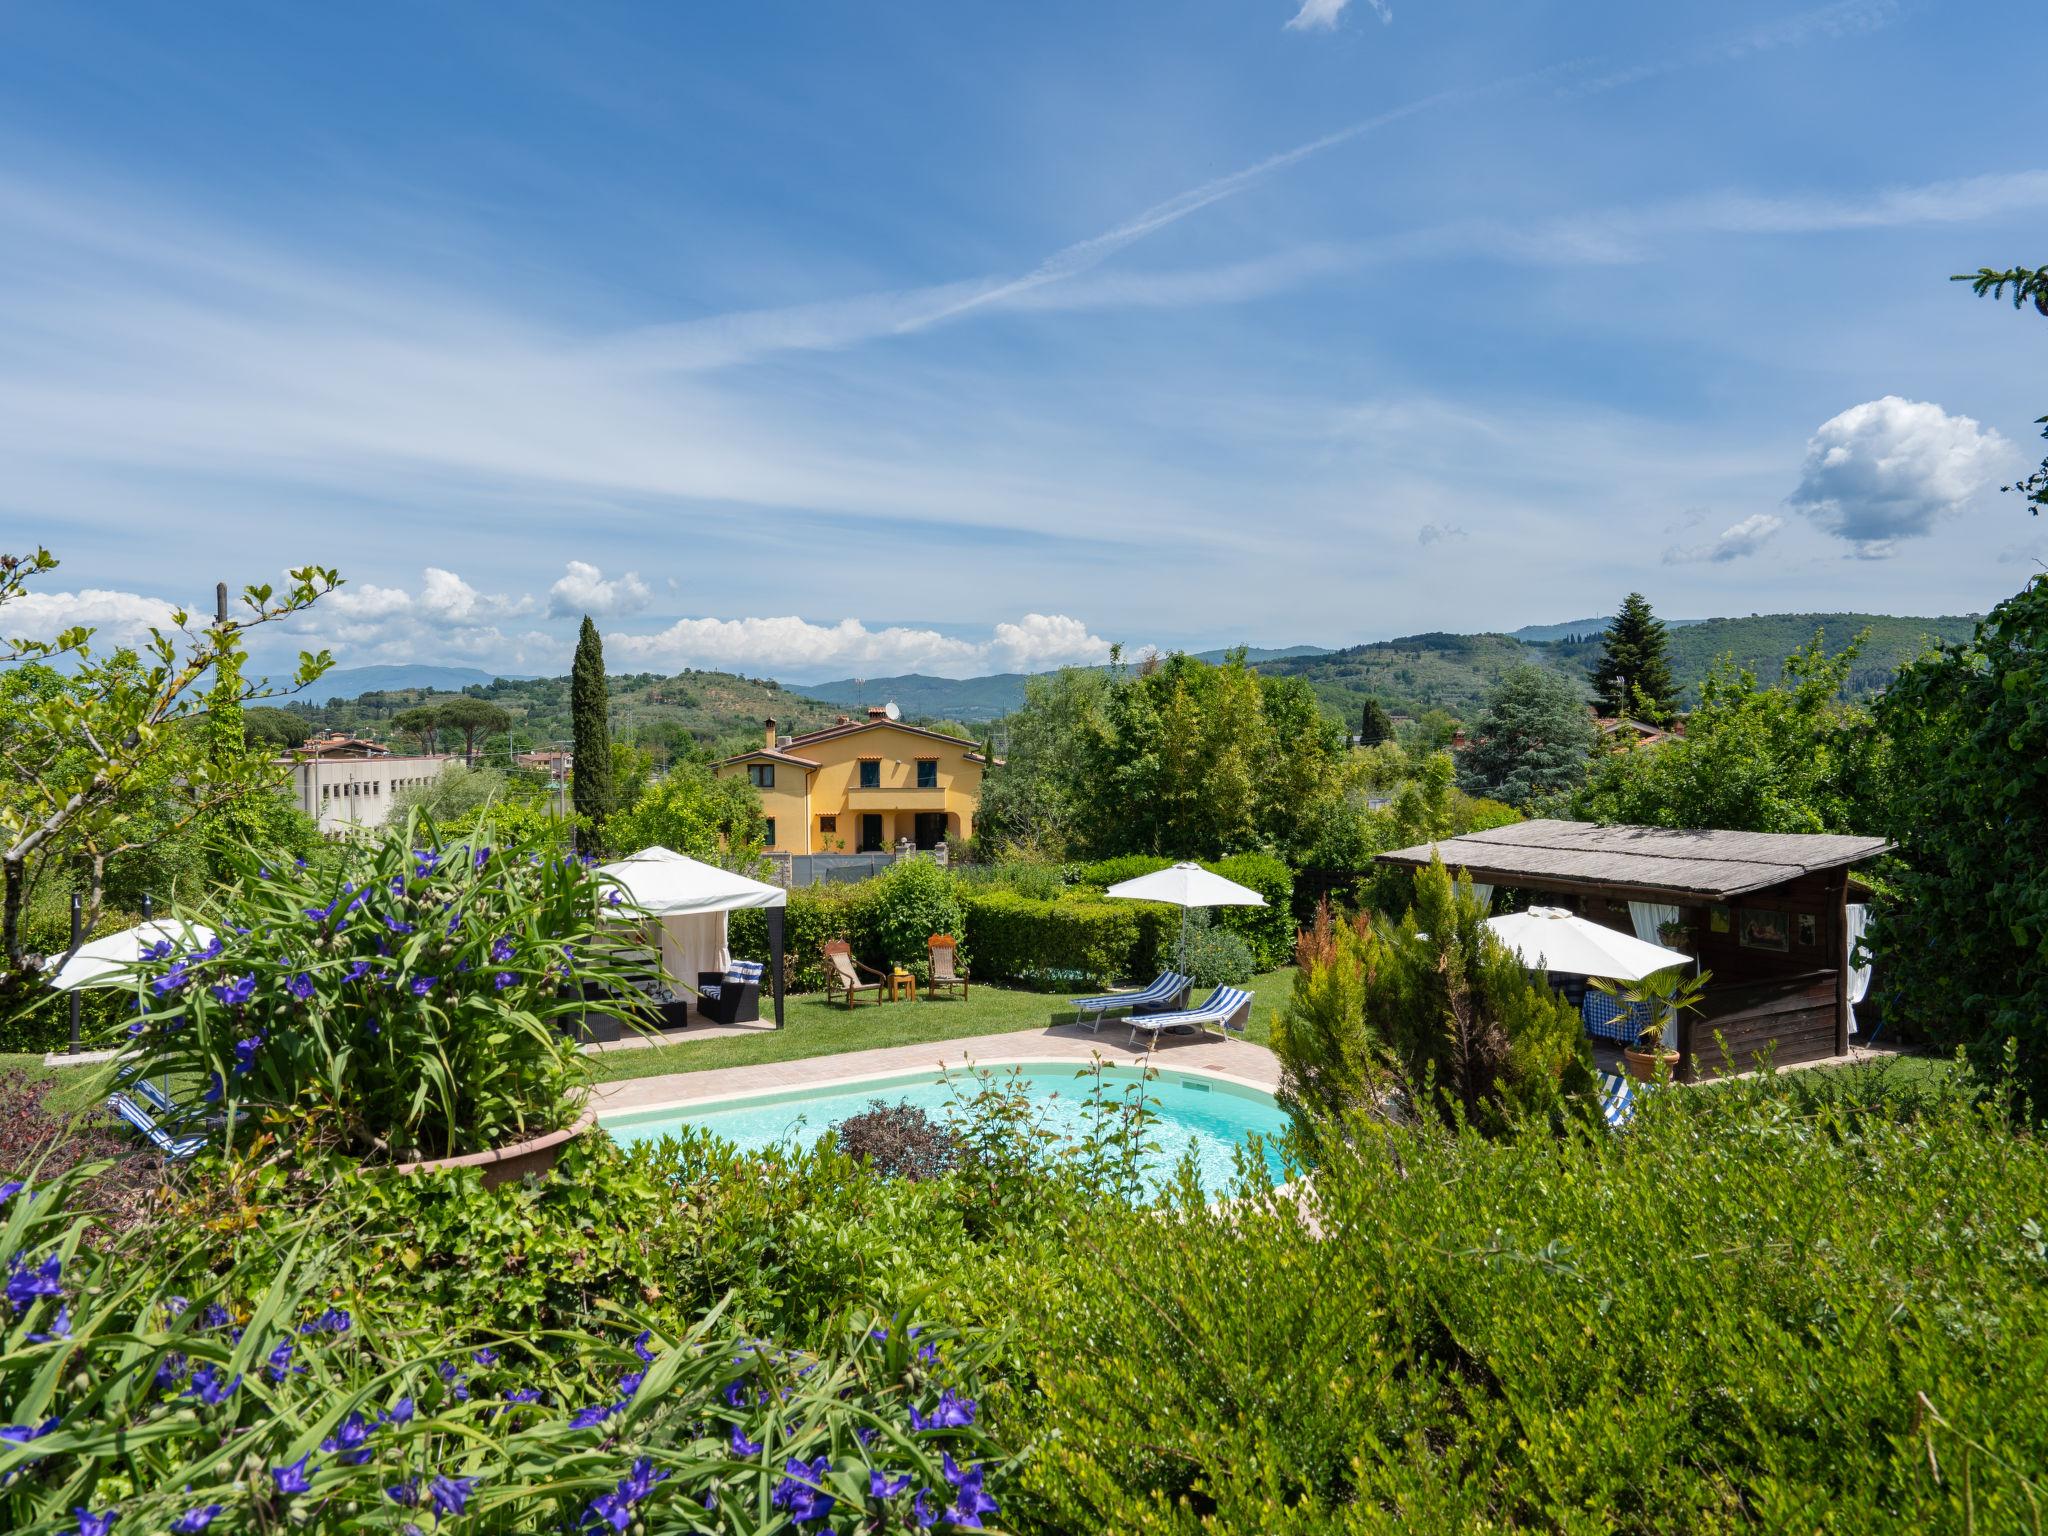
[600,1062,1291,1197]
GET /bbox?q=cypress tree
[570,616,615,850]
[1591,593,1679,721]
[1358,697,1395,747]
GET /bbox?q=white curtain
[658,912,730,995]
[1468,882,1493,909]
[1628,901,1684,1046]
[1845,902,1872,1036]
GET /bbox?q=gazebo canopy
[596,847,786,916]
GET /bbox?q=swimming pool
[599,1061,1292,1197]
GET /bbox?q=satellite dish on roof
[883,700,901,721]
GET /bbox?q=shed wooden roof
[1378,819,1890,901]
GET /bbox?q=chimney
[763,717,776,750]
[866,705,888,722]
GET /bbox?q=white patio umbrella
[1483,906,1690,982]
[1103,862,1267,974]
[44,918,218,992]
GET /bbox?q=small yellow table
[886,968,917,1003]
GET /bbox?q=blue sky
[4,0,2044,680]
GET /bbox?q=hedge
[1,904,142,1054]
[1071,851,1295,971]
[961,891,1140,989]
[729,862,967,993]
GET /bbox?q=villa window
[916,758,938,789]
[819,815,837,835]
[858,760,881,789]
[749,763,775,789]
[763,818,776,847]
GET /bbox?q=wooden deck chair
[926,934,968,999]
[822,939,887,1009]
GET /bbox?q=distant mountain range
[276,664,533,705]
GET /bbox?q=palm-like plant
[1592,964,1713,1056]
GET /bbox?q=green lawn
[585,968,1301,1084]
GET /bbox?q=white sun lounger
[1070,971,1191,1032]
[1125,985,1252,1047]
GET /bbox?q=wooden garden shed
[1378,820,1890,1080]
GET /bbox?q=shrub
[2,902,142,1053]
[862,857,965,979]
[961,891,1139,988]
[1010,1074,2048,1533]
[1073,851,1293,971]
[116,811,622,1162]
[729,882,868,993]
[0,1164,1011,1536]
[836,1101,959,1181]
[1175,913,1256,987]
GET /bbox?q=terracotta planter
[391,1107,595,1189]
[1622,1047,1680,1083]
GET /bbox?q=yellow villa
[716,708,994,855]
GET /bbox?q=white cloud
[2,586,181,648]
[1664,512,1785,564]
[1417,521,1468,546]
[1787,397,2008,558]
[302,568,542,665]
[1286,0,1390,31]
[609,612,1114,681]
[547,560,651,618]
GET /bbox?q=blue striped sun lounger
[106,1090,207,1160]
[1070,971,1191,1032]
[1125,985,1252,1047]
[1596,1071,1638,1131]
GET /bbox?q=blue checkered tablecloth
[1582,989,1655,1045]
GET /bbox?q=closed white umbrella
[1104,862,1266,974]
[1484,906,1690,982]
[45,919,217,992]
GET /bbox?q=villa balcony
[843,784,950,811]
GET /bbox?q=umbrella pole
[1177,906,1189,977]
[67,893,81,1055]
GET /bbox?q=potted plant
[1594,965,1712,1082]
[114,808,630,1182]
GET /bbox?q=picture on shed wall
[1738,908,1790,951]
[1709,904,1732,935]
[1796,913,1818,947]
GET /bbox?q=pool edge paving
[587,1023,1282,1118]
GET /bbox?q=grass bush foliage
[2,903,141,1053]
[1011,1065,2046,1534]
[960,891,1138,988]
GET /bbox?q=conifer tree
[1591,592,1678,721]
[1358,697,1394,747]
[570,616,614,850]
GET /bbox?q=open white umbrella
[1104,862,1267,974]
[44,919,217,992]
[1484,906,1690,982]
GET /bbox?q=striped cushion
[1072,971,1186,1013]
[1582,989,1654,1045]
[726,960,764,984]
[1131,985,1250,1032]
[1597,1072,1638,1130]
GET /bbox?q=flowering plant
[114,811,630,1161]
[0,1166,1010,1534]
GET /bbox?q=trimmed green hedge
[1,904,142,1054]
[1071,851,1295,970]
[961,892,1139,989]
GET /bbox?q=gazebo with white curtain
[594,847,788,1028]
[1379,820,1890,1080]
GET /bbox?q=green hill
[281,668,849,763]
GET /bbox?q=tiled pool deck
[589,1021,1283,1116]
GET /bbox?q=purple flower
[1,1417,58,1446]
[922,1388,976,1431]
[770,1456,836,1525]
[191,936,224,962]
[490,937,515,963]
[633,1330,655,1363]
[344,960,372,982]
[474,846,491,870]
[492,971,517,991]
[151,962,190,997]
[722,1380,748,1408]
[0,1179,23,1205]
[428,1475,477,1518]
[201,1072,224,1104]
[271,1454,314,1497]
[200,1303,232,1329]
[605,890,623,907]
[912,1489,939,1529]
[265,1339,301,1382]
[727,1424,762,1457]
[385,1479,419,1508]
[320,1410,376,1465]
[141,940,174,962]
[232,1034,264,1075]
[7,1253,62,1311]
[285,972,316,1001]
[616,1369,645,1398]
[409,976,437,997]
[584,1458,669,1533]
[73,1508,118,1536]
[382,914,415,936]
[853,1426,878,1448]
[154,1352,188,1392]
[941,1454,999,1528]
[303,902,336,922]
[472,1348,498,1367]
[184,1365,241,1406]
[170,1506,222,1534]
[30,1304,73,1342]
[379,1398,415,1426]
[869,1469,911,1499]
[570,1401,622,1431]
[301,1307,352,1334]
[504,1387,542,1405]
